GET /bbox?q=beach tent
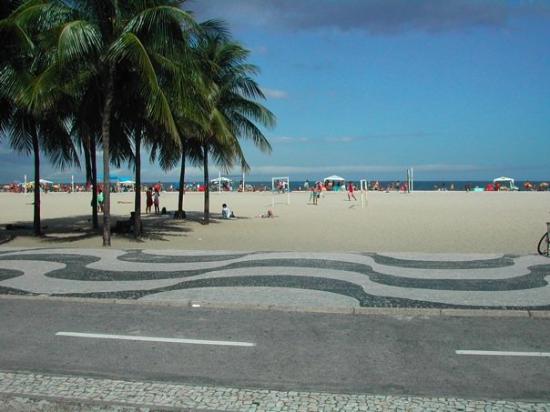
[493,176,515,183]
[493,176,518,191]
[323,175,345,182]
[323,175,346,191]
[39,178,53,184]
[118,179,135,185]
[210,177,232,183]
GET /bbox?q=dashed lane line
[456,350,550,357]
[56,331,256,347]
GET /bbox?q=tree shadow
[2,215,98,243]
[1,211,199,244]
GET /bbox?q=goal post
[360,179,368,208]
[271,176,290,207]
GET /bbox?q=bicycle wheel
[537,232,549,256]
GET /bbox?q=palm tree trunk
[133,129,142,238]
[176,149,185,219]
[89,135,98,230]
[203,144,209,224]
[31,129,41,236]
[82,134,92,185]
[101,66,115,246]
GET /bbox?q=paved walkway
[1,371,549,411]
[1,247,550,310]
[1,248,550,410]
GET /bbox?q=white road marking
[56,332,255,347]
[456,350,550,357]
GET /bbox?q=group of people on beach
[145,186,161,214]
[221,203,275,219]
[308,181,357,205]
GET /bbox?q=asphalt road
[0,299,549,401]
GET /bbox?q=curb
[1,294,549,319]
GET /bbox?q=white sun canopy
[210,177,232,183]
[323,175,345,181]
[493,176,515,183]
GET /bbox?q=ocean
[164,180,549,192]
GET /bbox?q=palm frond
[108,31,180,142]
[56,20,102,62]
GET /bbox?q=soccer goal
[271,176,290,207]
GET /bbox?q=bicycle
[537,222,550,256]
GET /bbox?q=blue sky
[1,0,549,182]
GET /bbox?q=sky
[1,0,550,182]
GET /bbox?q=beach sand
[0,190,548,254]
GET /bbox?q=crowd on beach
[2,179,549,194]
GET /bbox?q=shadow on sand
[0,211,207,245]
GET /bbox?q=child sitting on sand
[256,209,275,218]
[222,203,235,219]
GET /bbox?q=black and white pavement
[1,247,550,309]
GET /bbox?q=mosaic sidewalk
[1,371,549,411]
[1,247,550,309]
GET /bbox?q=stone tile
[441,309,529,318]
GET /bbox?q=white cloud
[271,136,310,143]
[261,88,288,99]
[243,163,488,177]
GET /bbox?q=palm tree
[0,4,79,236]
[152,20,231,221]
[151,121,204,220]
[194,35,276,223]
[18,0,199,246]
[70,83,104,230]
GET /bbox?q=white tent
[493,176,514,184]
[39,178,53,184]
[119,179,135,185]
[210,177,232,183]
[323,175,345,182]
[493,176,518,191]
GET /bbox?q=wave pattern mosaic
[0,248,549,309]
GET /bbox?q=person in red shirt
[347,182,357,201]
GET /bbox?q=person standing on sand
[313,182,322,205]
[347,182,357,201]
[153,189,160,214]
[97,189,104,213]
[146,187,153,214]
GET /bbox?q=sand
[0,190,548,254]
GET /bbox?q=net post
[360,179,368,208]
[547,222,550,256]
